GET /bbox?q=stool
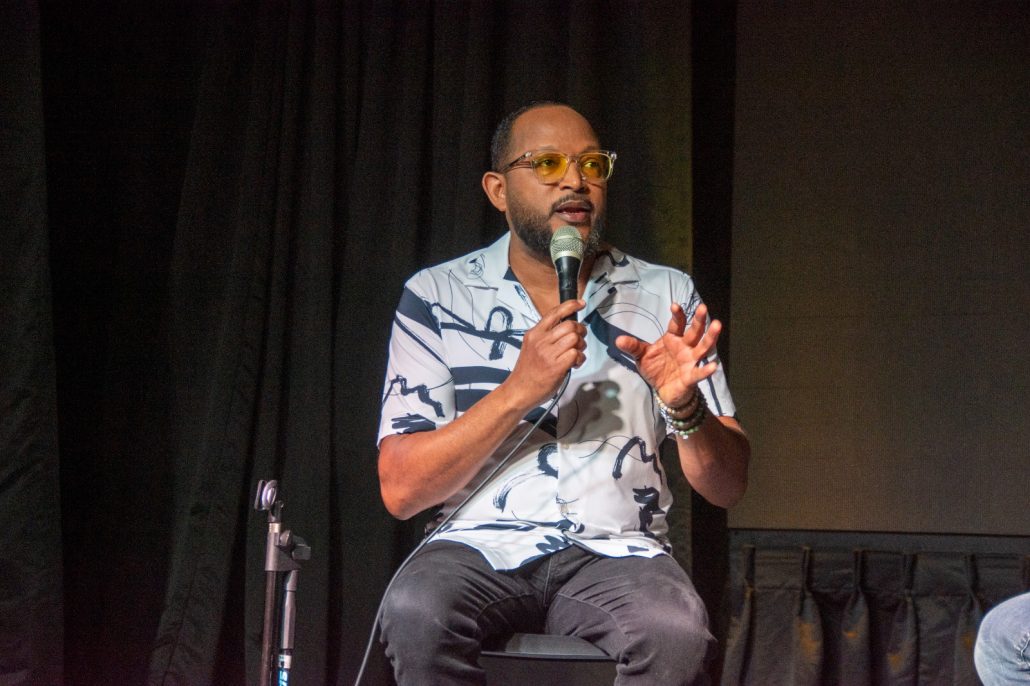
[480,633,617,685]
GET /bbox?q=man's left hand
[614,302,722,408]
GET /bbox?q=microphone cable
[352,372,572,686]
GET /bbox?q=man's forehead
[511,106,600,150]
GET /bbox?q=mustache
[550,195,594,213]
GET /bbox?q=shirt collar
[462,231,643,317]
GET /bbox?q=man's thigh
[545,553,713,668]
[382,540,545,640]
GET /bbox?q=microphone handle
[554,255,581,321]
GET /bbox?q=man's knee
[641,607,714,664]
[646,575,711,653]
[612,595,714,685]
[381,573,459,647]
[974,592,1030,685]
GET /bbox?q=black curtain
[7,2,703,685]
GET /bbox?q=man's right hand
[501,298,587,412]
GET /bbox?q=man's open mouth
[554,200,593,224]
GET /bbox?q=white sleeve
[376,279,456,446]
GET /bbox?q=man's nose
[558,158,587,190]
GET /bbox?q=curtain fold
[792,547,824,685]
[884,554,918,686]
[839,551,871,686]
[952,555,984,684]
[722,545,1029,686]
[0,2,63,685]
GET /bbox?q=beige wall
[728,1,1030,534]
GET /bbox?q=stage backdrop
[728,0,1030,535]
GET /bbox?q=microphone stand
[254,480,311,686]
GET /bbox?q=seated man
[975,590,1030,685]
[376,101,750,685]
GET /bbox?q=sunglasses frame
[501,149,617,183]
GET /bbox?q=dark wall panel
[729,1,1029,533]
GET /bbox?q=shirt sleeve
[376,278,456,446]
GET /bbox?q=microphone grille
[549,226,585,263]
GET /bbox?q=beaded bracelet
[657,389,708,438]
[655,388,699,418]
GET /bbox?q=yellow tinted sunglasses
[501,150,617,184]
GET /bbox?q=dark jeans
[380,540,714,685]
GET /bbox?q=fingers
[551,325,587,359]
[522,302,587,369]
[559,337,588,369]
[683,303,708,345]
[541,299,585,328]
[679,304,725,360]
[693,317,722,360]
[666,303,688,336]
[508,302,589,407]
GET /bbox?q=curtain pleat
[740,547,805,683]
[952,555,983,685]
[791,547,824,686]
[839,550,871,686]
[913,553,974,684]
[884,554,917,686]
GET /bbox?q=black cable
[352,372,571,686]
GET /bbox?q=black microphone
[549,226,585,320]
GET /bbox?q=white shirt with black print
[378,232,736,571]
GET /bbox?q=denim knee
[380,575,454,649]
[974,591,1030,685]
[620,603,714,684]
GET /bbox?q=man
[376,102,750,684]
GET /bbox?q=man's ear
[481,171,508,212]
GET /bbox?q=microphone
[549,226,585,319]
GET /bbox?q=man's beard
[509,195,604,261]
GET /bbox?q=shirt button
[560,442,570,450]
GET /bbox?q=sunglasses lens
[578,153,611,180]
[530,153,568,182]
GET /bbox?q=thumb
[615,334,648,360]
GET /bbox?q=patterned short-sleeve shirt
[378,233,736,571]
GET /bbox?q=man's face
[497,106,608,260]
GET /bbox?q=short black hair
[489,100,568,171]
